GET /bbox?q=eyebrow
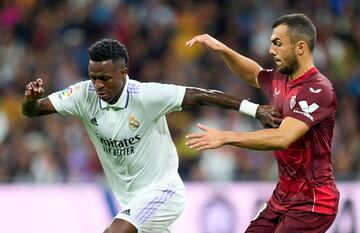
[271,38,281,43]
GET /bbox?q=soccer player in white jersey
[22,38,281,233]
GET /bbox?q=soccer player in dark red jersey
[185,13,339,233]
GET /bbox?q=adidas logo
[90,117,98,126]
[121,209,131,216]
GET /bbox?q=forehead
[271,24,290,41]
[89,60,117,73]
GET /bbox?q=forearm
[22,98,40,117]
[218,46,262,88]
[183,88,240,110]
[223,129,290,150]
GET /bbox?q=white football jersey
[48,76,186,204]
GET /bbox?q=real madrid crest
[128,115,140,130]
[290,96,296,109]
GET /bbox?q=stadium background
[0,0,359,232]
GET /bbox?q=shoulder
[259,68,286,79]
[301,72,335,97]
[297,73,336,110]
[66,80,97,103]
[127,79,142,94]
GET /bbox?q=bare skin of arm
[21,79,282,128]
[22,78,57,117]
[186,117,309,151]
[186,34,262,88]
[182,87,282,128]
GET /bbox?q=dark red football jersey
[258,67,339,215]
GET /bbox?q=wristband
[239,100,259,118]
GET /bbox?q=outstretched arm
[186,117,309,151]
[22,78,57,117]
[186,34,262,88]
[182,87,282,128]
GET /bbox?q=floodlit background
[0,0,359,232]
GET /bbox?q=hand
[186,34,225,51]
[186,123,226,151]
[256,105,282,128]
[24,78,44,102]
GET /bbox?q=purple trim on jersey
[128,82,141,94]
[135,189,176,224]
[88,83,96,92]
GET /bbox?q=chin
[278,66,295,75]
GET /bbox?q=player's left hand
[256,105,282,128]
[185,123,225,151]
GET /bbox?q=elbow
[273,137,293,150]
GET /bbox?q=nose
[269,45,276,56]
[94,79,104,90]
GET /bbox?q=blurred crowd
[0,0,359,183]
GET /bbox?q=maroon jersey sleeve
[287,82,336,127]
[257,69,274,99]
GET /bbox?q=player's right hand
[256,105,282,128]
[24,78,44,102]
[185,34,225,51]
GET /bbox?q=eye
[272,40,282,47]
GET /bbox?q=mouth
[96,91,109,99]
[274,58,282,65]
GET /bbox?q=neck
[289,56,314,81]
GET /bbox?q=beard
[278,52,299,75]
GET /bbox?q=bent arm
[22,97,57,117]
[219,47,262,88]
[186,117,308,151]
[186,34,262,88]
[182,88,282,128]
[225,117,309,150]
[182,87,240,110]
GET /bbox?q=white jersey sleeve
[141,82,186,120]
[48,82,86,117]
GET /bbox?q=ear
[296,41,306,56]
[121,67,128,76]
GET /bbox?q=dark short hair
[88,38,129,68]
[272,13,316,52]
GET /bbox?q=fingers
[185,138,209,151]
[274,118,282,125]
[186,34,208,47]
[197,123,209,131]
[186,37,200,48]
[24,79,45,100]
[186,133,204,140]
[268,117,282,128]
[271,110,282,118]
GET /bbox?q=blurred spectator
[0,0,359,183]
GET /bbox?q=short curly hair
[88,38,129,68]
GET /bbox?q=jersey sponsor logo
[128,115,140,130]
[274,88,280,96]
[309,87,322,93]
[293,100,319,121]
[96,133,141,157]
[290,96,296,109]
